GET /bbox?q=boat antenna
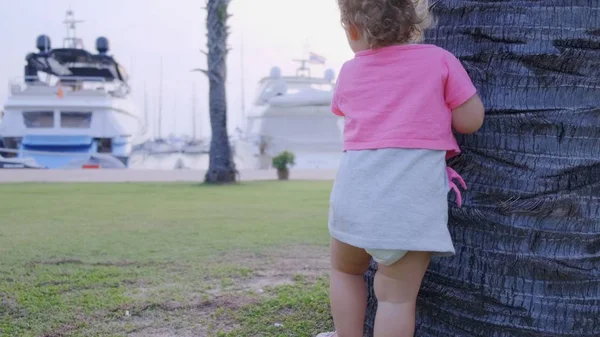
[63,9,84,49]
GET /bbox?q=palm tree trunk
[364,1,600,336]
[204,0,237,183]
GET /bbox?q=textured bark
[364,1,600,336]
[204,0,237,184]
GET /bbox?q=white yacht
[0,11,148,169]
[236,60,344,169]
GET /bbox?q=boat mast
[173,93,177,138]
[240,34,246,120]
[192,82,197,140]
[293,59,311,78]
[157,57,163,139]
[143,82,149,136]
[63,10,84,49]
[293,38,311,77]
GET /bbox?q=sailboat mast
[192,82,197,140]
[240,35,246,119]
[173,93,177,137]
[157,57,163,139]
[143,82,149,136]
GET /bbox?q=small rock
[274,323,283,328]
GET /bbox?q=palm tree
[363,1,600,336]
[202,0,237,183]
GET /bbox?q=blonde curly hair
[338,0,431,48]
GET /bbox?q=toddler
[318,0,485,336]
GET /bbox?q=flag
[309,52,326,65]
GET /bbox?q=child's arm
[452,94,484,134]
[331,65,346,117]
[444,51,485,134]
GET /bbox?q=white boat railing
[9,76,129,97]
[9,76,41,95]
[0,147,97,157]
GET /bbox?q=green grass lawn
[0,182,334,337]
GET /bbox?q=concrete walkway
[0,169,337,183]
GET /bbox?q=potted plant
[272,151,295,180]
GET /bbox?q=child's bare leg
[330,238,371,337]
[373,251,430,337]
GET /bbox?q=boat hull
[0,90,147,169]
[239,104,344,170]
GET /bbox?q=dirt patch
[41,324,79,337]
[218,246,329,288]
[123,286,260,316]
[66,245,329,336]
[129,327,200,337]
[113,294,252,337]
[128,246,329,300]
[32,258,154,268]
[40,313,90,337]
[92,260,146,267]
[242,276,294,293]
[0,292,18,313]
[36,258,84,266]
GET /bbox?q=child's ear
[348,24,361,41]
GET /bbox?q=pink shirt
[332,44,477,159]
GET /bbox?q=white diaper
[366,249,408,266]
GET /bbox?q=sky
[0,0,353,138]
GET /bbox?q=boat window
[310,83,334,91]
[61,112,92,128]
[23,111,54,128]
[286,83,333,93]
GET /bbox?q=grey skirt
[328,148,455,256]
